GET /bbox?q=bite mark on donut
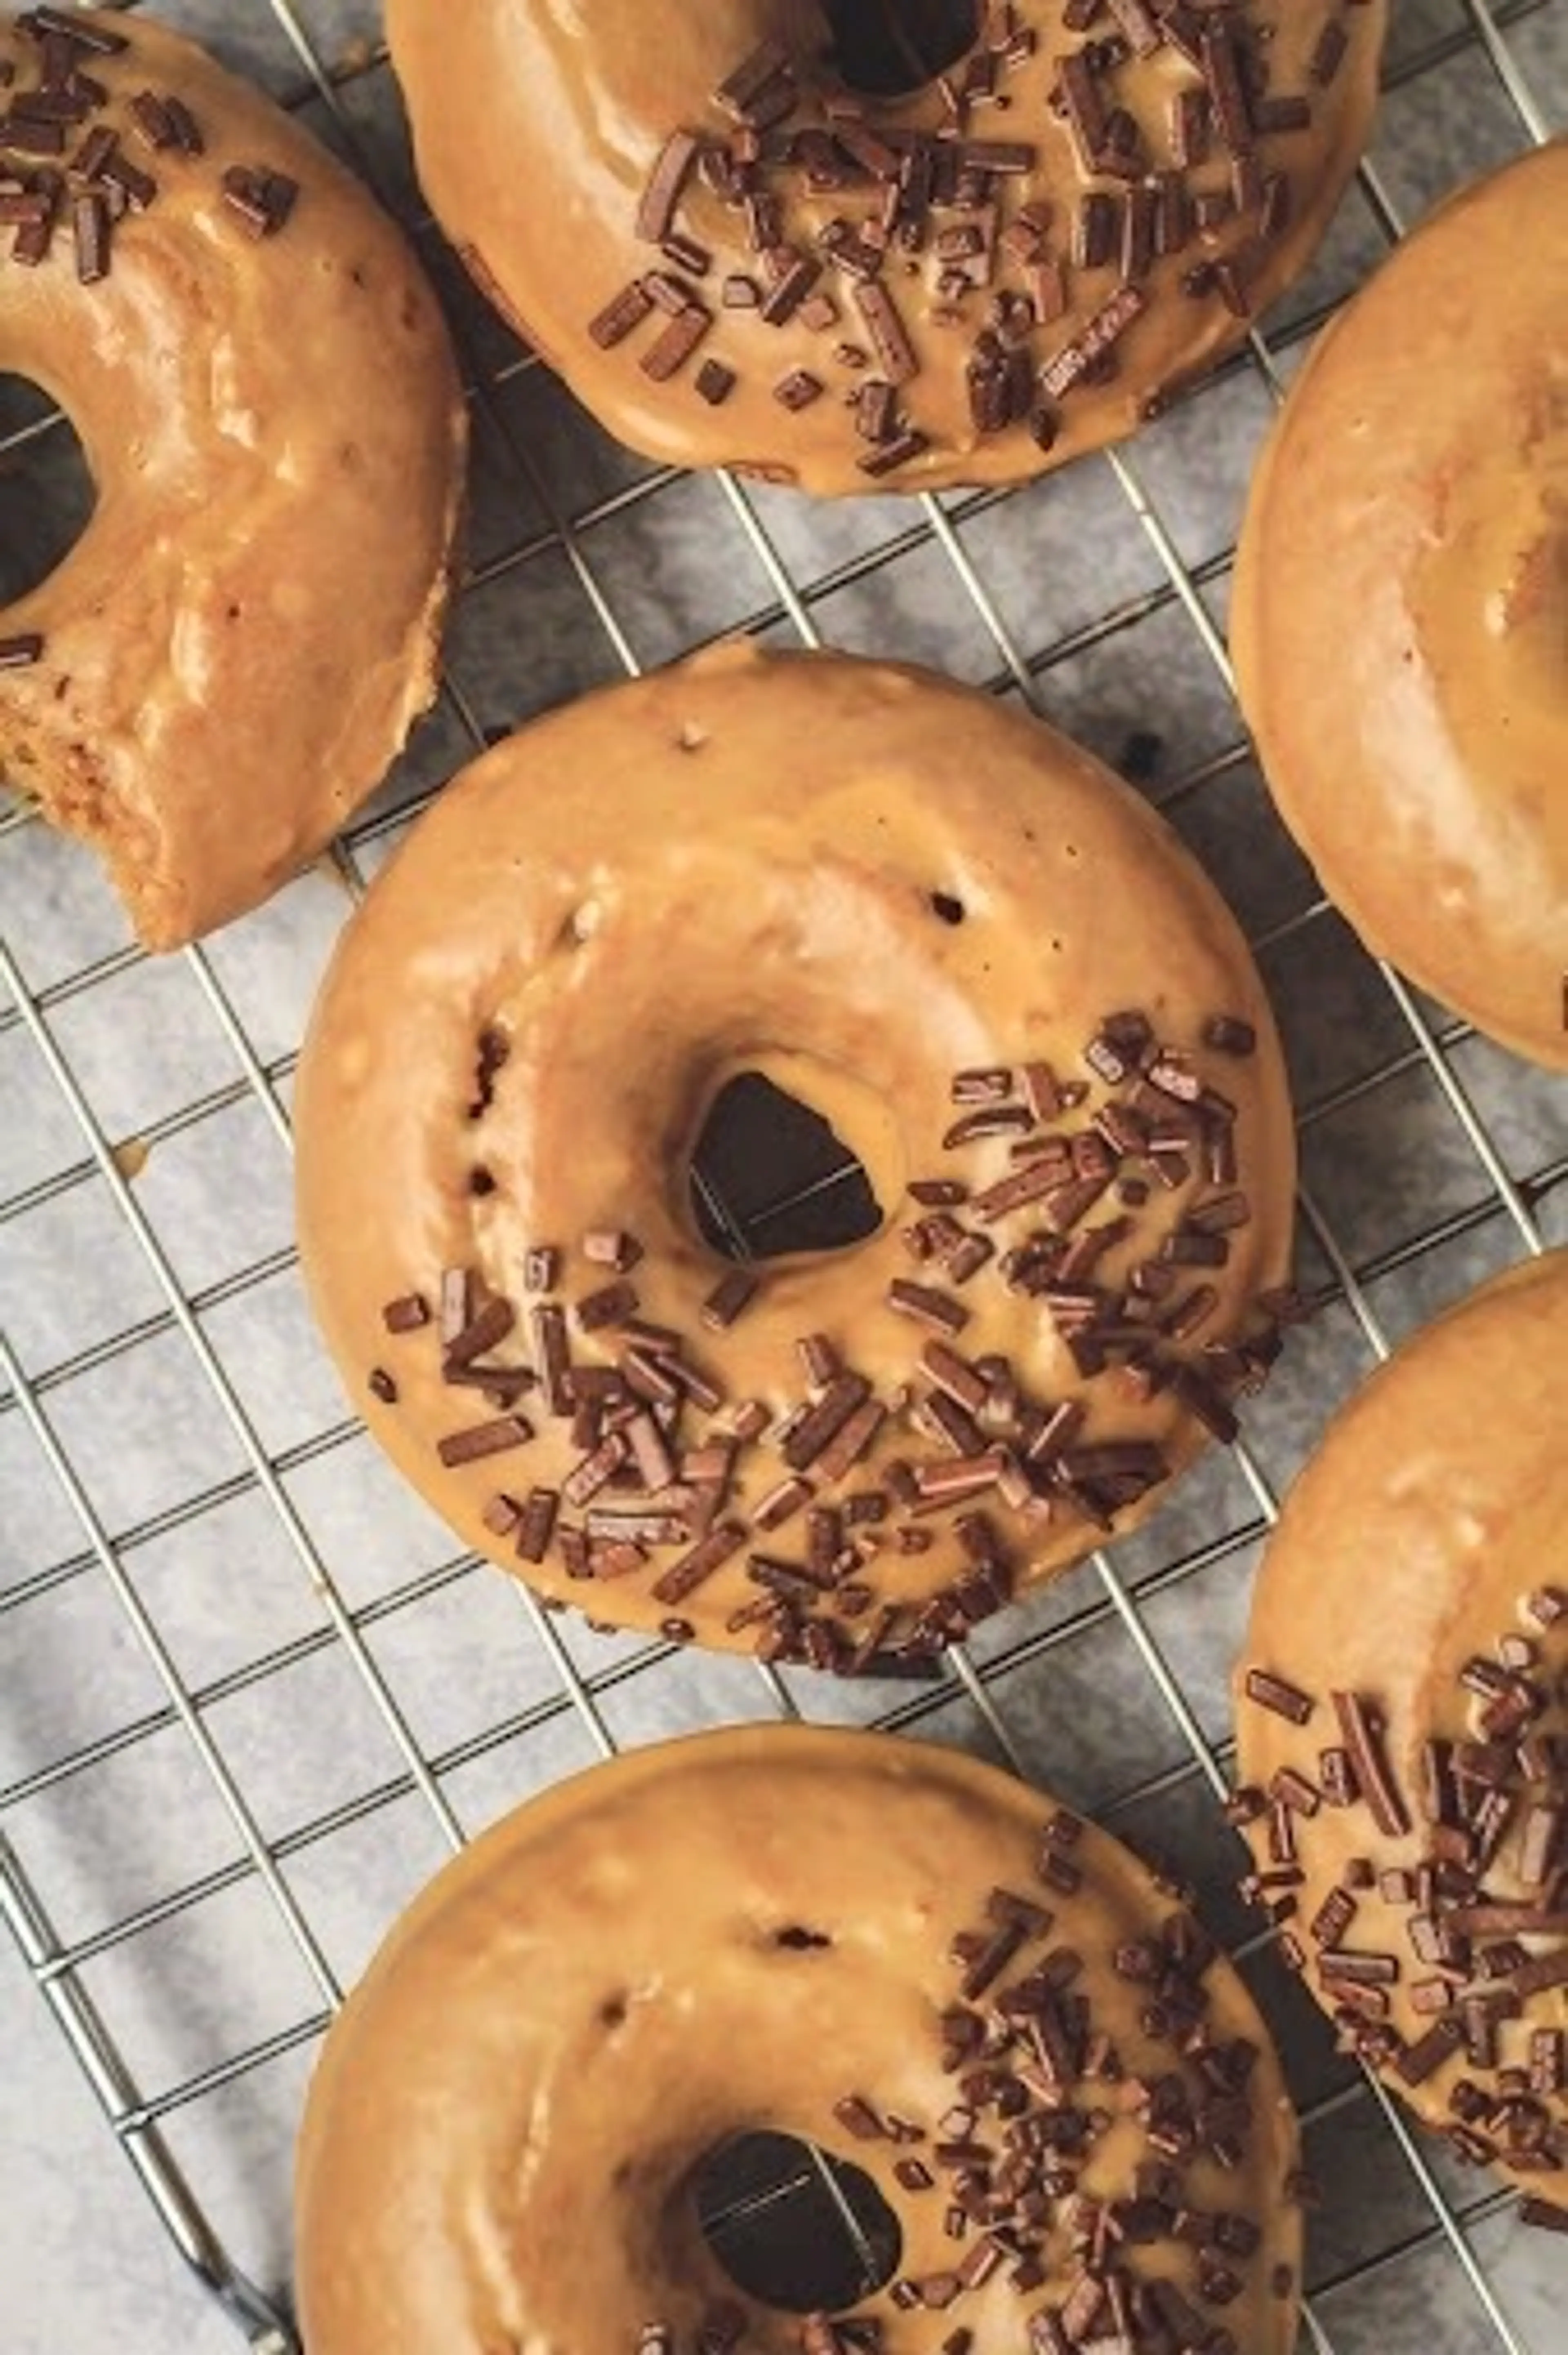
[4,724,181,947]
[0,11,467,949]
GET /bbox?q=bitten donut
[386,0,1385,495]
[1233,1251,1568,2223]
[296,1725,1305,2355]
[0,5,466,949]
[295,644,1298,1669]
[1233,140,1568,1071]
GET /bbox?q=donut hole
[0,376,95,603]
[825,0,982,98]
[690,1073,882,1261]
[693,2130,902,2313]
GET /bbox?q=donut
[1232,1250,1568,2220]
[0,4,466,950]
[1232,140,1568,1071]
[385,0,1387,496]
[295,1724,1305,2354]
[294,642,1299,1669]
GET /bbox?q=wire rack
[2,3,1566,2351]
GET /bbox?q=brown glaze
[294,1725,1305,2355]
[385,0,1385,496]
[0,6,466,950]
[1234,1250,1568,2197]
[294,644,1297,1663]
[1233,140,1568,1071]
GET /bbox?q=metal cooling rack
[2,3,1566,2351]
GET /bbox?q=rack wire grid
[2,2,1566,2351]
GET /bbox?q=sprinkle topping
[370,1008,1292,1673]
[0,9,301,283]
[756,1828,1296,2355]
[1237,1592,1568,2209]
[586,2,1376,469]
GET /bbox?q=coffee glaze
[0,6,466,950]
[295,1726,1304,2355]
[385,0,1385,496]
[1234,1252,1568,2202]
[295,645,1297,1665]
[1234,140,1568,1071]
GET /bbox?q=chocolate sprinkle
[651,1520,747,1606]
[888,1280,971,1338]
[636,128,700,245]
[444,1294,517,1370]
[436,1414,534,1469]
[72,188,108,282]
[695,357,738,405]
[1331,1690,1411,1840]
[590,280,655,348]
[1245,1668,1315,1727]
[516,1488,561,1565]
[702,1268,760,1329]
[641,303,713,381]
[220,163,298,239]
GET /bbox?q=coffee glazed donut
[296,1725,1306,2355]
[1233,1251,1568,2222]
[1233,140,1568,1071]
[0,5,466,949]
[295,644,1299,1670]
[385,0,1386,495]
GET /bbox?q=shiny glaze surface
[295,1725,1304,2355]
[0,6,466,949]
[1234,1251,1568,2193]
[1233,140,1568,1070]
[295,644,1297,1659]
[386,0,1385,496]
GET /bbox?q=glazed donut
[296,1724,1305,2355]
[0,4,466,950]
[295,643,1298,1668]
[385,0,1386,496]
[1233,1251,1568,2219]
[1232,140,1568,1071]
